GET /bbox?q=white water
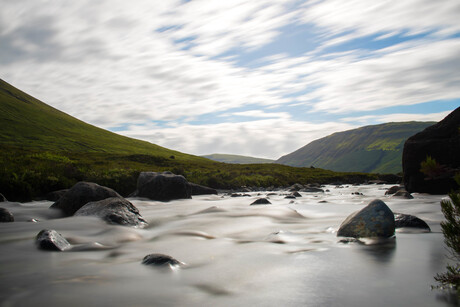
[0,185,457,306]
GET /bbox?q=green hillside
[202,154,275,164]
[276,122,435,173]
[0,79,381,201]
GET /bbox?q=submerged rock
[284,195,296,199]
[133,172,192,201]
[250,198,272,206]
[189,183,218,195]
[392,190,414,199]
[0,207,14,222]
[337,199,395,238]
[394,213,431,231]
[36,229,71,251]
[142,253,183,268]
[74,197,147,227]
[0,193,7,202]
[50,182,121,216]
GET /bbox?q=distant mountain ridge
[276,121,435,174]
[202,154,275,164]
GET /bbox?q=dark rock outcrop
[36,229,71,251]
[142,253,183,268]
[74,197,147,227]
[44,189,69,202]
[250,198,272,205]
[133,172,192,201]
[337,199,395,238]
[0,193,7,202]
[50,182,121,216]
[189,183,218,195]
[403,107,460,194]
[0,207,14,222]
[394,213,431,231]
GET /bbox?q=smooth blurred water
[0,185,457,306]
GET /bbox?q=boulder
[284,195,296,199]
[337,199,395,238]
[392,190,414,199]
[142,253,183,268]
[44,189,69,202]
[133,172,192,201]
[289,184,304,191]
[300,187,324,193]
[394,213,431,231]
[50,182,121,216]
[74,197,147,227]
[291,191,302,197]
[0,193,7,202]
[0,207,14,222]
[189,183,218,195]
[36,229,71,251]
[385,185,402,195]
[250,198,271,206]
[403,107,460,194]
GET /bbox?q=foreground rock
[133,172,192,201]
[189,183,218,195]
[403,107,460,194]
[142,253,183,268]
[250,198,271,206]
[50,182,121,216]
[74,197,147,227]
[337,199,395,238]
[0,207,14,222]
[394,213,431,231]
[36,229,71,251]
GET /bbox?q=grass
[0,78,382,201]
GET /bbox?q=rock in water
[44,189,69,202]
[394,213,431,231]
[385,185,402,195]
[142,253,183,268]
[50,182,122,216]
[0,207,14,222]
[402,107,460,194]
[337,199,395,238]
[134,172,192,201]
[189,183,218,195]
[36,229,71,251]
[250,198,272,205]
[392,190,414,199]
[74,197,147,227]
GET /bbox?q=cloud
[340,111,452,125]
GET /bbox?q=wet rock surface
[394,213,431,231]
[337,199,395,238]
[50,182,121,216]
[142,253,183,268]
[36,229,71,251]
[0,207,14,222]
[74,197,147,227]
[250,198,272,206]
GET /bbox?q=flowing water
[0,185,457,306]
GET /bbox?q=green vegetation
[435,175,460,298]
[276,121,435,173]
[420,155,444,179]
[0,79,381,201]
[202,153,275,164]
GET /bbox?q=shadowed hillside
[276,122,435,173]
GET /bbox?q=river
[0,184,457,306]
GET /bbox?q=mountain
[276,122,435,174]
[202,154,275,164]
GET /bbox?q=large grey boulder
[337,199,395,238]
[134,172,192,201]
[36,229,71,251]
[50,182,122,216]
[74,197,147,227]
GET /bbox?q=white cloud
[340,111,451,125]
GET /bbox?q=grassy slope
[276,122,435,173]
[0,79,380,201]
[202,154,275,164]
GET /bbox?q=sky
[1,0,459,159]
